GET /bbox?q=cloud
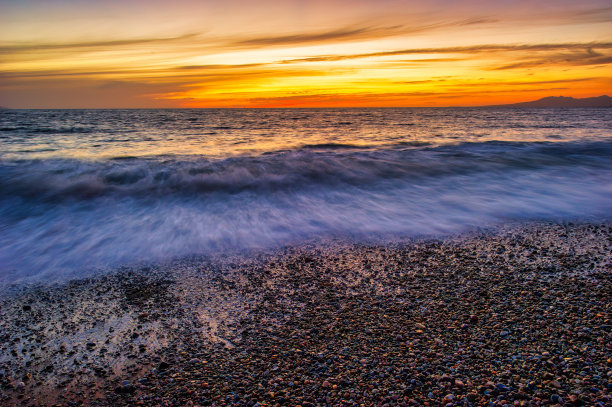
[0,69,153,79]
[234,84,584,107]
[0,63,273,82]
[229,18,496,48]
[0,18,498,58]
[493,49,612,70]
[371,77,601,90]
[278,42,612,64]
[475,77,600,86]
[0,33,198,54]
[231,26,394,47]
[459,17,499,26]
[177,63,265,70]
[556,5,612,24]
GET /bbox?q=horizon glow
[1,0,611,108]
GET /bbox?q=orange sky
[1,0,611,108]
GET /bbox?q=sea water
[1,108,611,282]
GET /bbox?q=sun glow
[1,0,611,108]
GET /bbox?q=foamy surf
[1,108,611,282]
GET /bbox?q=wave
[0,126,97,134]
[299,142,371,150]
[1,141,610,203]
[0,140,610,283]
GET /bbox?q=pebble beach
[0,221,610,406]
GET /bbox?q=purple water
[1,108,611,282]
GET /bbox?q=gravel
[0,221,610,406]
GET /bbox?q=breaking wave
[1,140,611,283]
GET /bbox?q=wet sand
[0,222,610,406]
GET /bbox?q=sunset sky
[1,0,611,108]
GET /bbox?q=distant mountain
[488,95,612,108]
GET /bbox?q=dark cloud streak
[0,33,199,54]
[231,26,386,46]
[493,51,612,70]
[230,18,496,48]
[277,42,612,66]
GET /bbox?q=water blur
[1,108,611,283]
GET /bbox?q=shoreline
[1,221,610,406]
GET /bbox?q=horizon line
[3,95,609,110]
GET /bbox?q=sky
[1,0,611,108]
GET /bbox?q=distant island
[486,95,612,108]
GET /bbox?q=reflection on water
[1,108,610,160]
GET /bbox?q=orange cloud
[1,1,611,108]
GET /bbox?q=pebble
[497,383,510,392]
[114,380,135,394]
[0,222,609,407]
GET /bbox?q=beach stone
[115,380,135,394]
[497,383,510,392]
[439,374,452,382]
[1,221,610,406]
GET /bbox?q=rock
[497,383,510,392]
[0,222,610,406]
[115,380,135,394]
[439,374,452,382]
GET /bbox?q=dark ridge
[486,95,612,108]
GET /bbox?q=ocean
[1,108,611,283]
